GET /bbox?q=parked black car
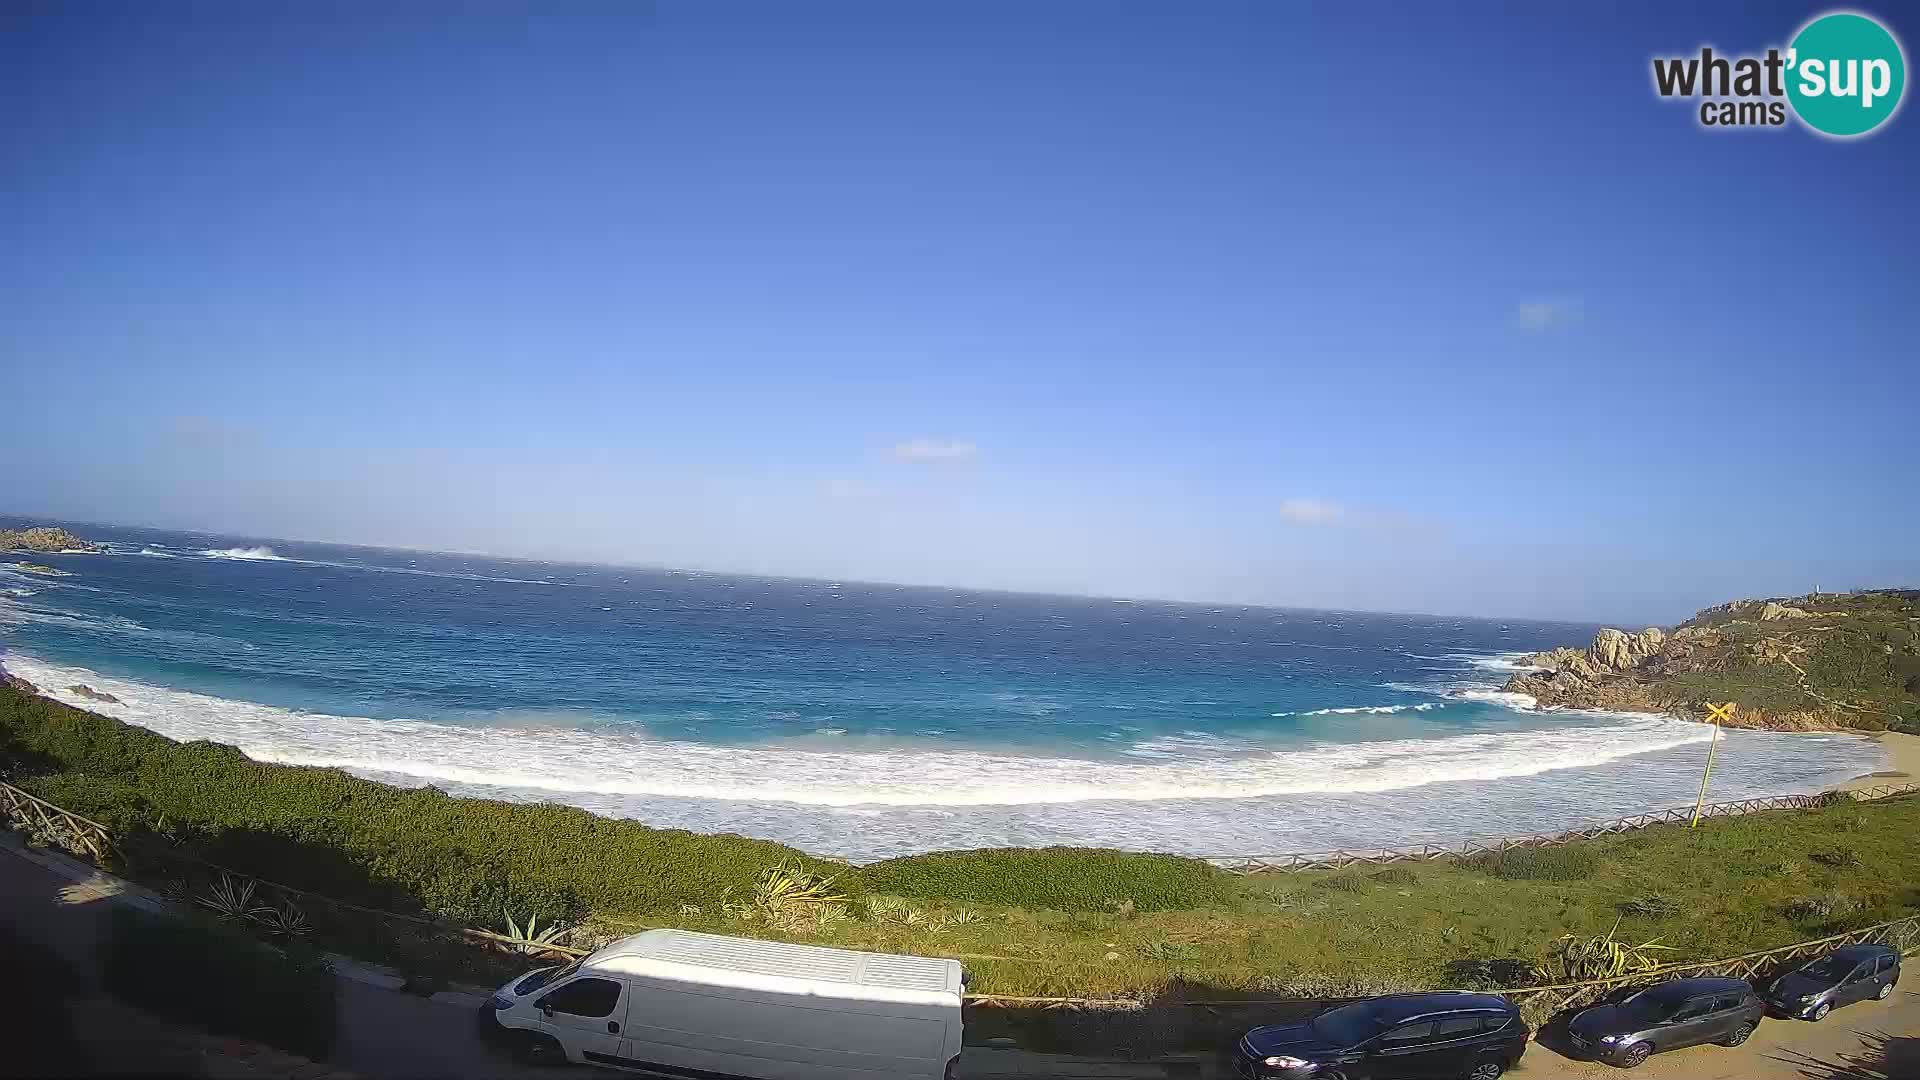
[1566,976,1765,1068]
[1234,992,1528,1080]
[1764,943,1901,1021]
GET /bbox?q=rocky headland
[1503,590,1920,733]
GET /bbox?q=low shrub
[1465,846,1600,882]
[1370,865,1419,886]
[1810,847,1861,868]
[0,689,851,918]
[100,908,338,1059]
[1619,892,1681,918]
[1315,872,1371,893]
[862,847,1234,912]
[1782,893,1858,923]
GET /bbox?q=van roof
[585,930,965,999]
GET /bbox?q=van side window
[539,977,622,1018]
[1434,1015,1482,1037]
[1380,1021,1435,1046]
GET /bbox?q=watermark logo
[1652,10,1906,138]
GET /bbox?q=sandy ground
[1839,730,1920,792]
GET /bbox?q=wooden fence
[1203,785,1920,874]
[0,779,119,864]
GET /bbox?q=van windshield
[514,961,581,996]
[1310,1002,1382,1046]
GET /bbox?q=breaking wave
[200,546,285,561]
[1,653,1727,809]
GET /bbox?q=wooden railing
[1202,785,1920,874]
[0,779,119,864]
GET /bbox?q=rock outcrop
[0,526,105,554]
[67,684,122,705]
[3,671,39,696]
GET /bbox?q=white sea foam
[1287,703,1446,716]
[138,548,179,558]
[1456,688,1541,709]
[200,546,285,561]
[3,653,1723,809]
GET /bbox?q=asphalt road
[2,834,1911,1079]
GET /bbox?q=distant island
[1504,589,1920,734]
[0,526,104,554]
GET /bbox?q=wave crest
[200,546,283,561]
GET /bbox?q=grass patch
[1464,845,1601,881]
[863,847,1233,913]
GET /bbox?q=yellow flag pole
[1690,706,1728,827]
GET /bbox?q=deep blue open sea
[0,523,1883,860]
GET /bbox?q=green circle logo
[1786,12,1906,137]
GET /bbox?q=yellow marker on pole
[1691,703,1734,827]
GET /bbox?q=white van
[478,929,966,1079]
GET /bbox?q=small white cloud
[1515,298,1582,332]
[891,439,978,464]
[1279,498,1345,527]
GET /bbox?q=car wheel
[513,1033,565,1066]
[1720,1022,1754,1047]
[1618,1042,1653,1068]
[1878,983,1893,1000]
[1811,1002,1831,1021]
[1467,1060,1504,1080]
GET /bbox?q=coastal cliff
[0,526,104,554]
[1504,590,1920,733]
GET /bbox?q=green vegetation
[5,684,1918,1000]
[1463,845,1600,882]
[864,846,1234,913]
[1665,591,1920,731]
[101,907,338,1059]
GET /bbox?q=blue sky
[3,2,1915,623]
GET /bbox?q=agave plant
[196,871,268,922]
[1537,918,1676,982]
[752,861,850,931]
[249,897,313,939]
[502,911,571,956]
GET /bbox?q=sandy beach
[1839,729,1920,792]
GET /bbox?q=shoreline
[1837,729,1920,792]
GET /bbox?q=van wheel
[1720,1023,1753,1047]
[513,1033,565,1066]
[1467,1061,1504,1080]
[1618,1042,1652,1068]
[1811,1002,1831,1021]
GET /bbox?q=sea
[0,523,1883,862]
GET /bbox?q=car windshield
[1310,1002,1382,1046]
[513,960,581,996]
[1797,957,1847,981]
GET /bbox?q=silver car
[1763,943,1900,1021]
[1566,977,1765,1068]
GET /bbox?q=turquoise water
[0,523,1883,860]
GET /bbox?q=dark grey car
[1566,977,1765,1068]
[1763,943,1900,1021]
